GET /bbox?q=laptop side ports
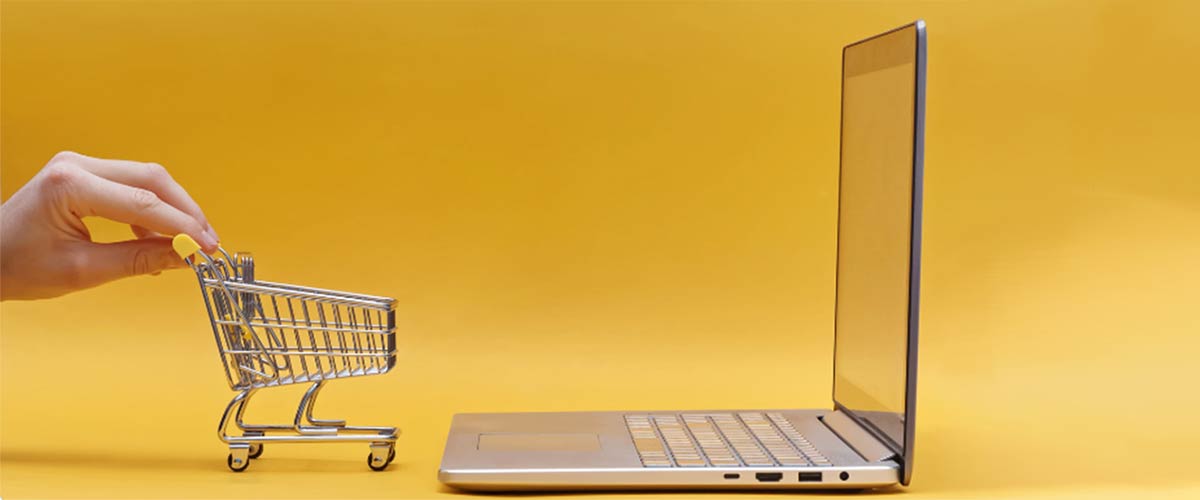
[755,472,783,482]
[798,472,823,482]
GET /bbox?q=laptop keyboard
[625,413,831,468]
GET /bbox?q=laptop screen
[831,21,925,477]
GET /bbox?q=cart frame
[176,236,399,472]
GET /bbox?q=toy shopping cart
[173,235,399,472]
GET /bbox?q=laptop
[438,20,927,491]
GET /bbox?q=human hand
[1,151,219,300]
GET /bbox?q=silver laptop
[438,20,927,491]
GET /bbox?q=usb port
[755,472,783,482]
[798,472,822,482]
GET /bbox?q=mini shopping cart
[172,235,399,472]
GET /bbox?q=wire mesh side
[194,260,396,390]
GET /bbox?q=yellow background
[2,1,1198,498]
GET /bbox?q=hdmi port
[755,472,783,482]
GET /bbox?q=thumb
[75,237,188,288]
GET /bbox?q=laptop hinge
[822,410,896,462]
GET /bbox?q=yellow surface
[172,234,202,260]
[2,1,1199,499]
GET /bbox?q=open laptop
[438,20,927,491]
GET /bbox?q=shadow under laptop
[436,484,905,497]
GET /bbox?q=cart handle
[174,233,291,379]
[173,233,203,259]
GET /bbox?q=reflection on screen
[833,26,917,451]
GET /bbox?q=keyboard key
[711,414,774,466]
[653,415,704,467]
[684,415,738,466]
[633,438,665,453]
[741,413,810,466]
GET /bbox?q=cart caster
[228,444,251,472]
[367,453,388,471]
[368,442,395,471]
[242,431,264,459]
[227,453,250,472]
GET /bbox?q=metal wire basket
[174,235,399,472]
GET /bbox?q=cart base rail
[231,366,390,390]
[218,380,400,472]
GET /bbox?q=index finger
[64,169,220,252]
[54,151,218,241]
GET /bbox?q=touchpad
[477,433,601,452]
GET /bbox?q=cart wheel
[387,446,396,464]
[227,453,250,472]
[248,443,264,459]
[368,452,389,471]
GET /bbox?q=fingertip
[206,223,220,243]
[199,228,220,254]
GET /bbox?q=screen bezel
[830,20,925,487]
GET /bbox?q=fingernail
[201,228,219,250]
[207,223,219,243]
